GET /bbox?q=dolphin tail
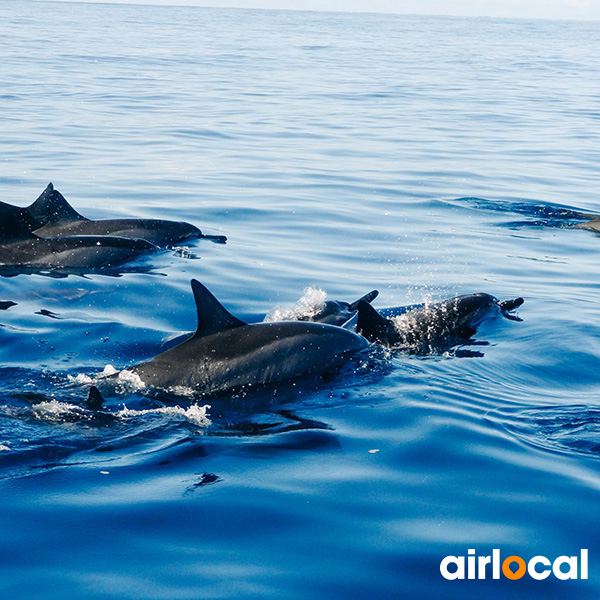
[26,183,87,230]
[348,290,379,311]
[498,297,524,321]
[356,300,399,346]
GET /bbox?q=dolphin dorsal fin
[86,386,105,410]
[26,183,87,230]
[356,300,399,346]
[191,279,246,337]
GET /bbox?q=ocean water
[1,1,600,598]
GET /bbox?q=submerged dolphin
[357,293,523,351]
[297,290,379,326]
[576,218,600,234]
[0,204,157,271]
[11,183,226,246]
[129,279,369,395]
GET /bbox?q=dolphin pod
[99,281,524,398]
[1,183,525,399]
[0,183,226,273]
[0,204,158,272]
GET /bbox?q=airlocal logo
[440,549,588,580]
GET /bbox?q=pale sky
[51,0,600,20]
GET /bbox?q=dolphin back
[133,319,368,395]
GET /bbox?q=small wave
[264,286,327,322]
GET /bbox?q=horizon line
[33,0,600,23]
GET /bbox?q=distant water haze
[51,0,600,21]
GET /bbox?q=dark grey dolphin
[129,279,369,395]
[0,204,157,272]
[15,183,226,246]
[160,288,380,351]
[357,293,523,352]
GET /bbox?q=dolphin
[0,204,157,272]
[357,293,523,352]
[11,183,226,246]
[297,290,379,326]
[160,288,380,351]
[576,218,600,234]
[129,279,369,395]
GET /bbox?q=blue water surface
[1,1,600,598]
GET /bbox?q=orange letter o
[502,556,526,580]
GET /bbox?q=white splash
[32,399,83,419]
[29,396,210,429]
[167,385,199,398]
[68,372,95,385]
[116,369,146,390]
[117,403,211,428]
[68,364,119,385]
[264,286,327,322]
[171,245,195,259]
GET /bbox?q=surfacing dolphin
[357,293,524,352]
[159,287,380,351]
[129,279,369,395]
[12,183,226,246]
[0,204,157,273]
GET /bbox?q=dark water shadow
[486,404,600,459]
[0,263,161,279]
[446,196,599,231]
